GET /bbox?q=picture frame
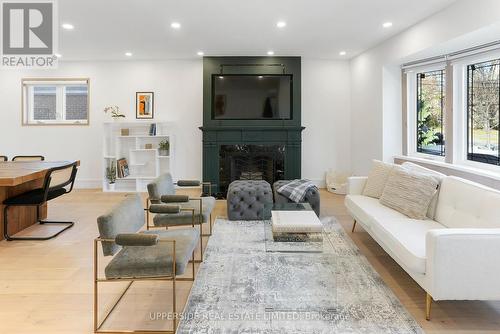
[136,92,154,119]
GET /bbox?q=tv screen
[212,74,292,120]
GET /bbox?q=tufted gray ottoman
[273,180,321,217]
[227,180,273,220]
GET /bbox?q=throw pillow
[380,166,440,220]
[401,162,445,219]
[362,160,395,198]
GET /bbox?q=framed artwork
[136,92,154,119]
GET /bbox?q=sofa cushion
[370,217,446,274]
[380,166,439,220]
[344,195,408,231]
[435,176,500,228]
[401,162,446,219]
[362,160,395,199]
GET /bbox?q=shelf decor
[158,139,170,156]
[136,92,154,119]
[103,121,173,192]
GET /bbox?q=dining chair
[3,161,78,240]
[0,156,7,161]
[12,155,45,161]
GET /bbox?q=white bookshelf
[103,121,174,192]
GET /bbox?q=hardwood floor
[0,189,499,333]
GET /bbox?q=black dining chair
[0,156,7,161]
[3,161,78,241]
[12,155,45,161]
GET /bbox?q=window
[22,79,90,125]
[416,70,445,156]
[467,59,500,166]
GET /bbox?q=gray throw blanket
[277,179,317,203]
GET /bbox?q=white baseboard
[74,178,327,190]
[309,179,326,188]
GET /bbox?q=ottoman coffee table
[226,180,273,220]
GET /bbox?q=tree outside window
[416,70,445,156]
[467,59,500,165]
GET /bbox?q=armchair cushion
[177,180,201,187]
[105,229,199,279]
[97,194,145,256]
[161,195,189,203]
[153,197,216,227]
[149,204,181,214]
[115,233,159,246]
[147,174,175,204]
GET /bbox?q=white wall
[302,59,351,186]
[350,0,500,175]
[0,60,203,187]
[0,58,351,188]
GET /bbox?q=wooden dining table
[0,160,80,241]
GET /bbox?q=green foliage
[417,72,444,149]
[159,139,170,151]
[106,164,116,183]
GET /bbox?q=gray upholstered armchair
[94,194,199,334]
[146,173,216,260]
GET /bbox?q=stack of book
[149,123,157,136]
[116,158,130,178]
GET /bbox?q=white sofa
[345,162,500,320]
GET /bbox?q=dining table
[0,160,80,241]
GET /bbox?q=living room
[0,0,499,333]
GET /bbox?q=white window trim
[22,78,90,126]
[452,49,500,173]
[405,64,446,161]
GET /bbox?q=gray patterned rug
[177,218,423,334]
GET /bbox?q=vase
[108,183,116,191]
[159,149,169,156]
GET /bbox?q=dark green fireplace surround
[200,56,304,195]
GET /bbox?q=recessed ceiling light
[258,76,264,79]
[267,51,274,56]
[276,21,286,28]
[61,23,74,30]
[170,22,181,29]
[218,76,224,79]
[55,53,62,58]
[382,22,393,28]
[197,51,204,56]
[125,52,133,57]
[339,51,347,56]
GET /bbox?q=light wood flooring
[0,189,499,333]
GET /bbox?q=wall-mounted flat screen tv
[212,74,292,120]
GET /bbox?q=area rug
[177,218,423,334]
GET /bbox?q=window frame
[22,78,90,126]
[452,49,500,172]
[405,63,447,162]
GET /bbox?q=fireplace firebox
[219,145,285,195]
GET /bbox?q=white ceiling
[58,0,457,61]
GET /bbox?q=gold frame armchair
[94,194,199,334]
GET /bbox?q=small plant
[104,105,125,118]
[158,139,170,156]
[106,164,117,184]
[159,140,170,151]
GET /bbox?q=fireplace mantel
[201,56,303,196]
